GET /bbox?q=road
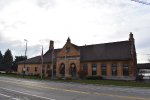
[0,76,150,100]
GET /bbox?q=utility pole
[23,39,28,76]
[41,45,43,79]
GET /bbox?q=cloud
[36,0,55,9]
[0,0,150,63]
[0,0,14,10]
[0,31,44,58]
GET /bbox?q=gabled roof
[71,43,80,51]
[80,41,132,61]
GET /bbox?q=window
[47,65,51,75]
[92,64,97,75]
[60,63,65,76]
[101,64,106,76]
[83,64,88,75]
[66,47,70,53]
[27,67,29,72]
[47,65,50,70]
[112,64,117,76]
[123,64,129,76]
[35,67,37,72]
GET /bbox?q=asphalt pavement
[0,76,150,100]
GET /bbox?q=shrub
[136,75,144,81]
[65,75,72,80]
[34,74,40,77]
[78,69,87,79]
[56,76,61,80]
[86,75,102,80]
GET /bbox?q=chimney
[129,32,137,76]
[49,40,54,50]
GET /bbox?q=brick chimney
[49,40,54,50]
[129,32,137,77]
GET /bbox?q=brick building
[18,32,137,80]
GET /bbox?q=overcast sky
[0,0,150,63]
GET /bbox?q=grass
[0,73,41,79]
[64,80,150,88]
[0,73,150,88]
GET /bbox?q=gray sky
[0,0,150,63]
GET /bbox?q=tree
[0,51,3,64]
[12,56,27,71]
[0,51,3,69]
[3,49,13,72]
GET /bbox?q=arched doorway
[59,63,65,77]
[69,63,76,77]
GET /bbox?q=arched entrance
[59,63,65,77]
[69,63,76,77]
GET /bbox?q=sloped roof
[137,63,150,69]
[18,40,132,64]
[71,43,80,51]
[80,41,132,61]
[18,49,61,64]
[18,56,41,64]
[43,49,60,63]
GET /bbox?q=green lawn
[0,73,150,88]
[63,80,150,88]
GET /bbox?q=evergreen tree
[0,51,3,68]
[12,56,27,71]
[0,51,3,64]
[3,49,13,72]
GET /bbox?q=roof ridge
[80,40,129,47]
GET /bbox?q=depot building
[18,32,137,80]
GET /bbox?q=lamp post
[23,39,28,76]
[39,40,44,79]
